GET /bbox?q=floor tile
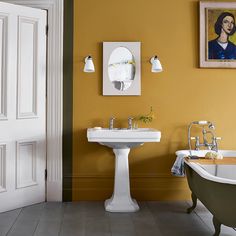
[33,220,62,236]
[7,219,39,236]
[0,209,21,236]
[59,220,86,236]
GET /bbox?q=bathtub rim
[176,149,236,157]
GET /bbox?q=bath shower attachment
[188,121,221,157]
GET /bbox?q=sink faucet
[109,117,115,129]
[128,117,133,129]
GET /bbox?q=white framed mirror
[103,42,141,96]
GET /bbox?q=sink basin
[87,128,161,148]
[87,127,161,212]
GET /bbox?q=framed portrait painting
[200,2,236,68]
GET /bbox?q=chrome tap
[128,117,133,129]
[109,117,115,129]
[212,136,222,152]
[190,136,200,150]
[188,121,221,155]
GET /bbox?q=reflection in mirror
[108,47,135,91]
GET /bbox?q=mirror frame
[103,42,141,96]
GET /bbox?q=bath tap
[190,136,200,150]
[109,117,115,129]
[128,117,133,129]
[212,136,222,152]
[188,121,221,154]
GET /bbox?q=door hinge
[45,169,47,181]
[45,25,49,36]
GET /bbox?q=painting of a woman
[208,12,236,59]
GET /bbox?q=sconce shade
[150,56,162,73]
[84,55,95,72]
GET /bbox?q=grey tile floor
[0,201,235,236]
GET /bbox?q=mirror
[103,42,141,96]
[108,47,135,91]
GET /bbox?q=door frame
[2,0,64,201]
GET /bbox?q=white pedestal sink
[87,128,161,212]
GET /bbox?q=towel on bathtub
[171,154,188,177]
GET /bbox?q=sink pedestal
[105,148,139,212]
[87,127,161,212]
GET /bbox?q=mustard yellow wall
[73,0,236,200]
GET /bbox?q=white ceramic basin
[87,128,161,148]
[87,127,161,213]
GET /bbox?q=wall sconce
[150,55,163,73]
[84,55,95,73]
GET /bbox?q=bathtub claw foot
[187,192,197,214]
[187,206,195,214]
[213,216,221,236]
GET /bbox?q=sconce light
[150,55,163,73]
[84,55,95,73]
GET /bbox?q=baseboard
[70,173,191,201]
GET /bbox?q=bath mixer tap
[128,117,133,129]
[188,121,221,154]
[109,117,115,129]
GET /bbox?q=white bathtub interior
[199,165,236,180]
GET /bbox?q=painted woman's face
[222,16,235,34]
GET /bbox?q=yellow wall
[73,0,236,200]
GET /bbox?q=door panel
[17,16,38,118]
[0,15,7,120]
[16,140,37,189]
[0,2,46,213]
[0,144,6,192]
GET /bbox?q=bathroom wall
[73,0,236,200]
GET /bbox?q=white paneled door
[0,2,46,212]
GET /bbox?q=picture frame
[200,1,236,68]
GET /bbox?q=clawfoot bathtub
[176,150,236,236]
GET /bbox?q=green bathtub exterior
[185,163,236,236]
